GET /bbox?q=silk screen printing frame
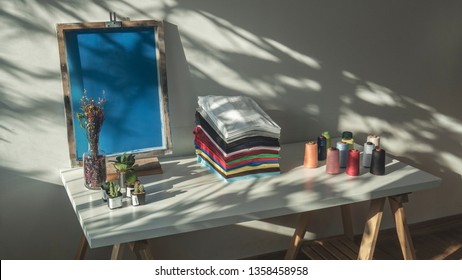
[57,20,172,167]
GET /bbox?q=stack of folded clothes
[194,95,281,181]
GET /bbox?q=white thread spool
[367,134,380,147]
[362,142,375,168]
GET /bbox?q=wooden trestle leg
[358,194,416,260]
[285,212,310,260]
[75,233,88,260]
[111,240,154,260]
[357,197,386,260]
[389,194,416,259]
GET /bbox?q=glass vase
[118,171,127,198]
[83,148,107,190]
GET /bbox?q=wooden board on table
[106,157,163,181]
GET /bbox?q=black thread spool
[370,147,386,175]
[317,135,327,161]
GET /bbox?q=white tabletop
[60,141,441,248]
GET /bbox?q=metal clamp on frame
[106,11,122,28]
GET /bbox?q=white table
[60,141,441,259]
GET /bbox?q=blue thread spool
[336,141,349,168]
[317,135,327,161]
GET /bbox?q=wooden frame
[57,19,172,167]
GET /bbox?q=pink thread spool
[346,149,360,176]
[326,147,340,175]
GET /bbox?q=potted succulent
[125,172,139,198]
[107,181,123,209]
[131,180,146,206]
[111,153,137,197]
[101,181,110,202]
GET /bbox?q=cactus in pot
[107,181,123,209]
[131,180,146,206]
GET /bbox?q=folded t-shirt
[196,95,281,142]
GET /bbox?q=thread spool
[317,135,327,161]
[304,141,318,168]
[342,131,353,139]
[362,142,375,168]
[367,134,380,147]
[336,141,349,168]
[346,149,360,176]
[342,137,354,150]
[322,131,331,149]
[326,147,340,175]
[370,147,386,175]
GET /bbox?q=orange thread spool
[304,141,318,168]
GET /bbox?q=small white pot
[126,186,134,198]
[107,196,123,209]
[101,188,108,202]
[131,192,146,206]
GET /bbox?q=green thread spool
[322,131,331,149]
[342,131,353,139]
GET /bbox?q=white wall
[1,0,461,259]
